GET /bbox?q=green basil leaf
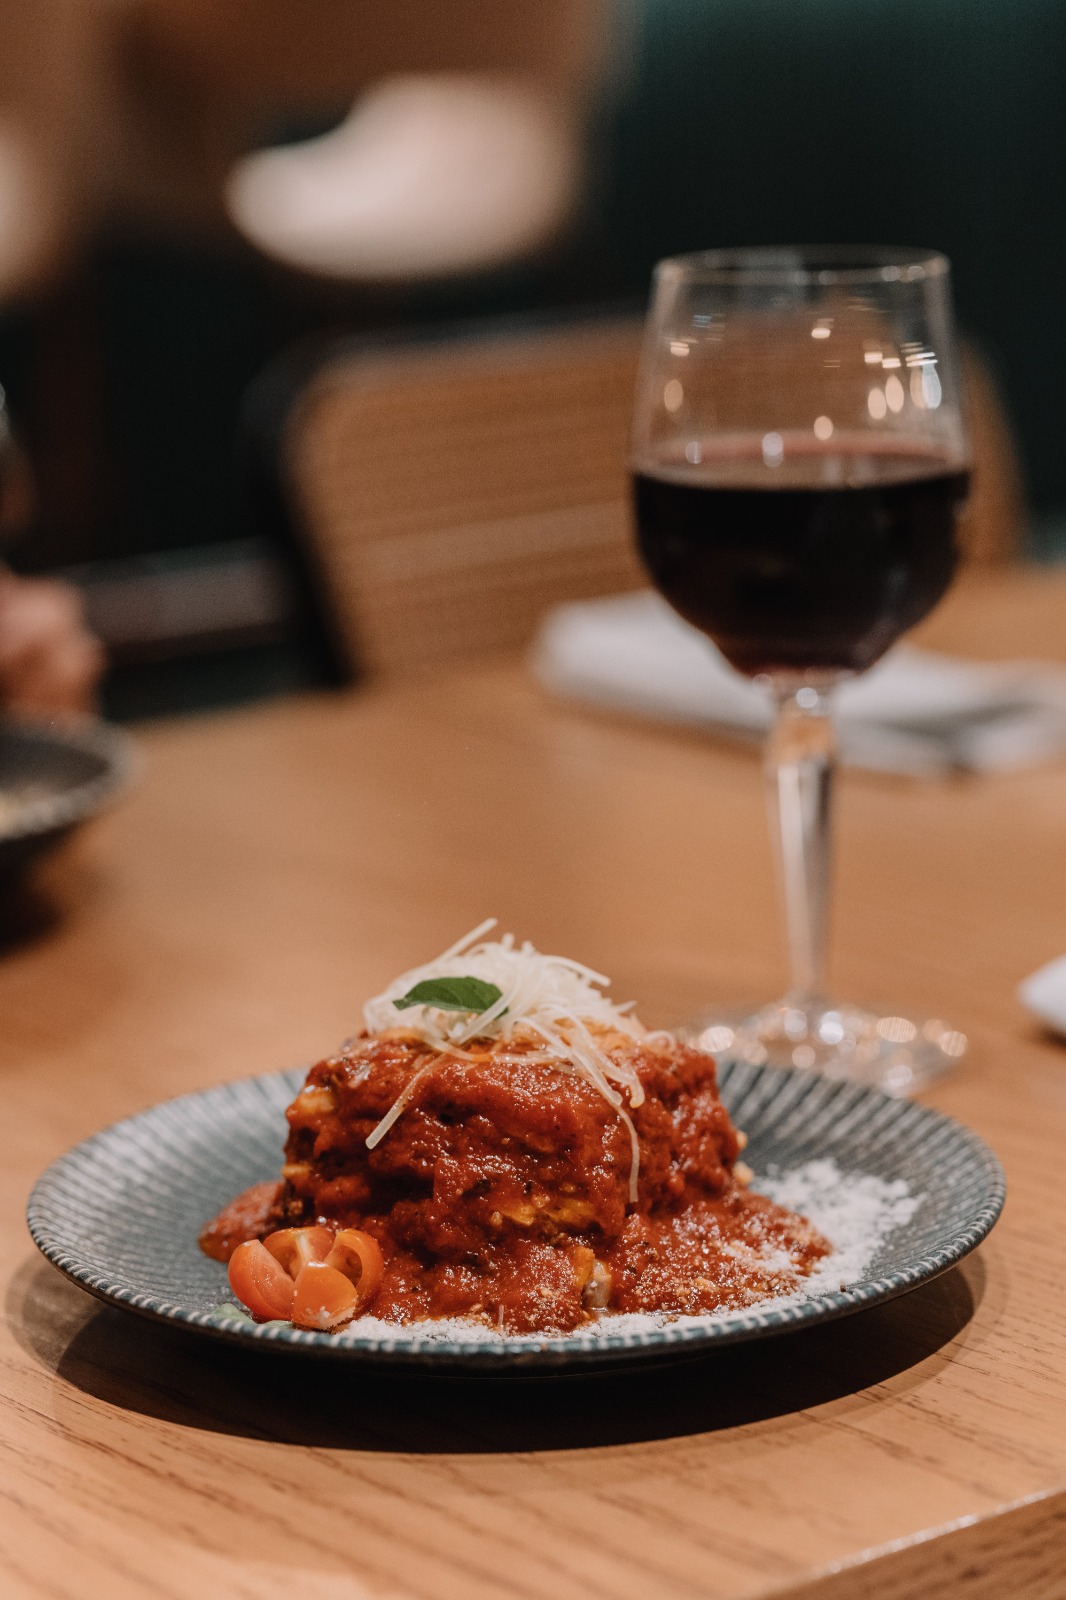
[211,1302,288,1326]
[394,976,504,1014]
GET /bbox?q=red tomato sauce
[201,1031,829,1333]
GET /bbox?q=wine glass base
[680,998,967,1095]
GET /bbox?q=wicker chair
[275,316,1023,680]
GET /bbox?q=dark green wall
[601,0,1066,509]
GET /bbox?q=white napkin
[1018,956,1066,1034]
[532,590,1066,776]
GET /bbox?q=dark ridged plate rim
[26,1059,1005,1372]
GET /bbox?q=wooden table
[2,567,1066,1600]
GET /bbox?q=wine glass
[630,246,970,1092]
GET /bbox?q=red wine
[633,438,969,676]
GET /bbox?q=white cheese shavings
[362,920,650,1199]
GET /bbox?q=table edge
[761,1486,1066,1600]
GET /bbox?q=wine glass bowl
[630,247,971,1092]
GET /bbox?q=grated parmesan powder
[331,1158,921,1345]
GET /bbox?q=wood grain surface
[2,567,1066,1600]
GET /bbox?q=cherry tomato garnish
[263,1225,334,1277]
[325,1229,385,1307]
[228,1239,296,1321]
[291,1261,361,1330]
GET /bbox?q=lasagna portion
[201,923,829,1333]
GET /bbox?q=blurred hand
[0,570,105,717]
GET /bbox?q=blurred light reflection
[877,1016,917,1043]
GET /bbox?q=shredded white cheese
[362,920,652,1199]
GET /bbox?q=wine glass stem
[765,683,837,1005]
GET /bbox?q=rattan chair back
[283,319,1022,679]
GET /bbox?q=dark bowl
[0,718,135,880]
